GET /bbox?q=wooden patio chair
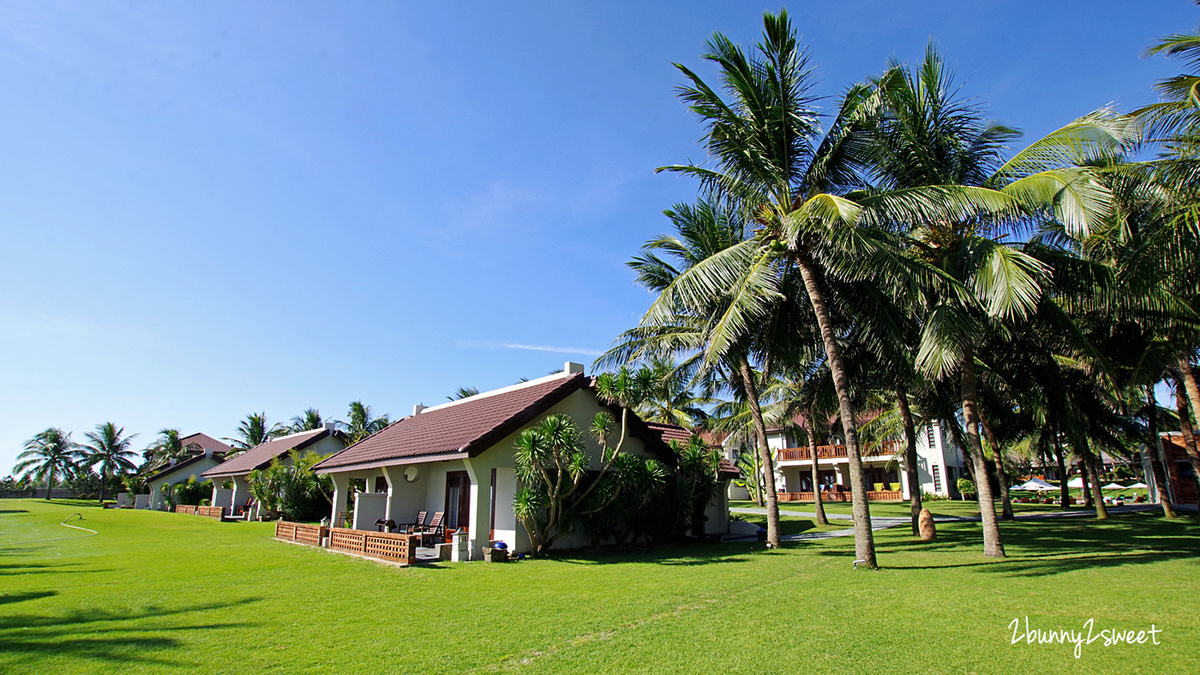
[401,510,428,534]
[410,511,444,547]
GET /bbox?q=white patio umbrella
[1014,478,1056,491]
[1127,482,1148,489]
[1101,483,1126,490]
[1066,477,1085,488]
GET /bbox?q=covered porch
[321,454,523,561]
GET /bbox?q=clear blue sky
[1,1,1193,471]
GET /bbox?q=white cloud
[457,339,602,357]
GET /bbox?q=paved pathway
[725,503,1173,543]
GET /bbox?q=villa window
[933,465,942,492]
[926,424,936,448]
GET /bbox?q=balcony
[775,441,900,463]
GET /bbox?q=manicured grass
[2,499,1198,673]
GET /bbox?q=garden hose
[0,512,98,547]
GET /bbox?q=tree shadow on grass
[0,597,262,669]
[546,542,753,566]
[842,512,1200,577]
[0,590,57,605]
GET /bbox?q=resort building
[312,363,735,559]
[202,425,345,518]
[770,421,966,501]
[143,433,230,510]
[1143,431,1199,505]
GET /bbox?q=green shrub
[956,478,976,496]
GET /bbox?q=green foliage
[956,477,976,496]
[172,476,213,506]
[246,451,334,522]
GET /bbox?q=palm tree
[146,428,184,465]
[601,198,788,547]
[225,413,285,453]
[15,428,82,500]
[637,358,712,428]
[650,12,956,566]
[447,387,479,401]
[81,422,139,503]
[289,408,325,432]
[343,401,391,444]
[865,45,1134,556]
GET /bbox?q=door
[445,471,471,531]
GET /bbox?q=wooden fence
[328,527,415,565]
[275,521,329,547]
[174,504,225,518]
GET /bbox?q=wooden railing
[328,527,415,565]
[276,521,329,547]
[776,441,900,462]
[174,504,224,517]
[778,490,904,502]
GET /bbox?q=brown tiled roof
[202,428,334,478]
[643,422,739,479]
[143,452,225,483]
[645,422,693,444]
[315,374,590,471]
[180,432,231,454]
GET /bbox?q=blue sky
[1,1,1193,471]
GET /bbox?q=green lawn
[2,499,1197,673]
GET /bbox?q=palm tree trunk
[981,415,1014,521]
[45,470,55,500]
[751,437,764,507]
[806,415,828,526]
[737,357,780,548]
[896,381,922,535]
[794,251,875,568]
[1180,356,1200,437]
[1085,446,1107,519]
[961,346,1004,557]
[1079,458,1091,507]
[1145,387,1177,518]
[1051,417,1070,509]
[1173,373,1200,504]
[98,467,107,504]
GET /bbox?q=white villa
[144,433,231,510]
[312,362,735,560]
[202,425,345,518]
[770,420,966,500]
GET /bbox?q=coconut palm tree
[146,428,184,465]
[81,422,139,503]
[15,428,83,500]
[289,408,325,432]
[225,413,285,453]
[863,43,1135,555]
[343,401,391,444]
[447,387,479,401]
[636,358,713,428]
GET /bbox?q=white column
[464,461,490,561]
[381,466,398,523]
[330,473,350,527]
[230,476,248,514]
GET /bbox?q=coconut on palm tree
[81,422,139,503]
[15,428,83,500]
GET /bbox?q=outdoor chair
[375,518,397,533]
[401,510,428,534]
[410,511,445,547]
